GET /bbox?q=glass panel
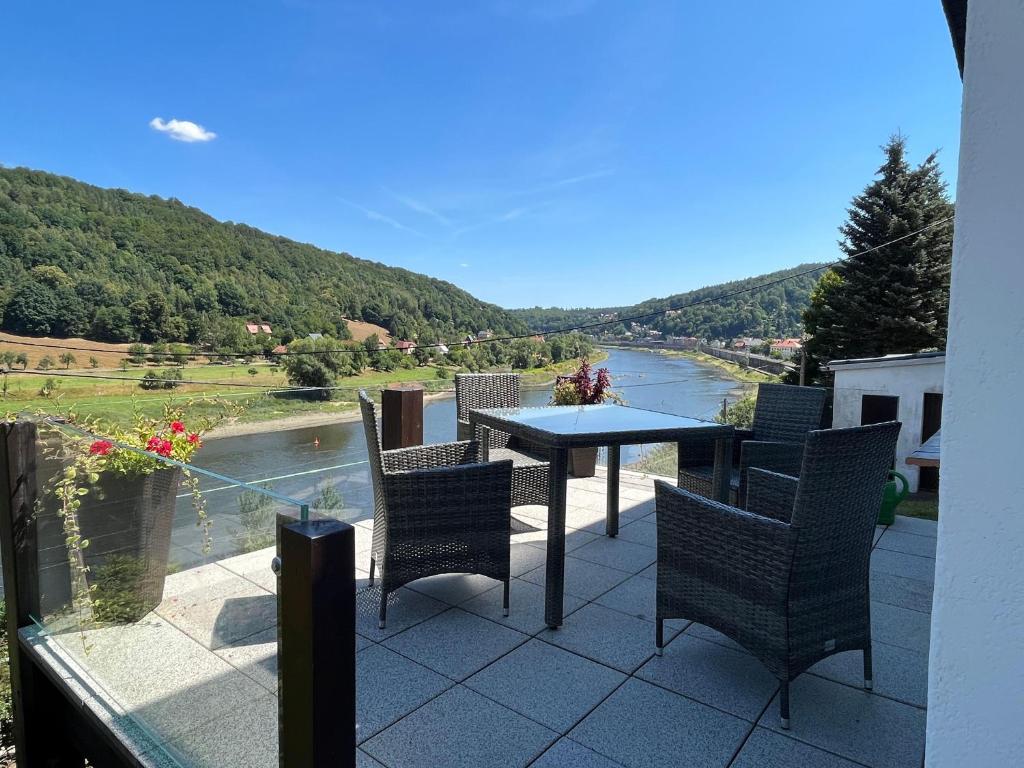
[477,403,719,437]
[28,418,306,767]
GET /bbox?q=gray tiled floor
[31,468,935,768]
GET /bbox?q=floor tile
[871,601,932,654]
[523,527,602,554]
[538,603,671,674]
[383,608,528,681]
[731,727,864,768]
[215,627,277,692]
[217,548,279,592]
[404,572,504,605]
[889,515,937,538]
[356,644,451,743]
[871,549,935,583]
[163,691,278,768]
[615,519,657,548]
[465,639,626,732]
[570,537,657,574]
[875,530,937,559]
[510,542,550,576]
[355,585,448,641]
[810,642,929,708]
[870,571,934,614]
[155,575,276,650]
[531,738,626,767]
[593,573,686,628]
[357,749,385,768]
[569,678,749,768]
[760,675,926,768]
[520,556,632,602]
[461,577,586,635]
[362,686,556,768]
[683,622,748,653]
[637,633,778,720]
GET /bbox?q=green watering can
[878,471,910,525]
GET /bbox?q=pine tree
[802,135,953,378]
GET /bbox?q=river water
[170,347,745,567]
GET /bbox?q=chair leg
[378,590,388,630]
[864,644,874,690]
[368,556,376,587]
[502,580,510,617]
[779,681,790,729]
[655,618,664,656]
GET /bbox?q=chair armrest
[745,468,799,523]
[677,426,748,469]
[739,440,805,479]
[654,480,795,600]
[382,440,481,473]
[382,460,513,537]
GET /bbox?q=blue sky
[2,1,962,309]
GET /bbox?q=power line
[0,216,953,360]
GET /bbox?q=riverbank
[203,390,455,440]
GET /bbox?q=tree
[14,352,28,370]
[0,350,14,368]
[59,352,76,369]
[801,135,953,380]
[127,343,147,364]
[89,356,99,368]
[280,336,348,398]
[38,355,54,370]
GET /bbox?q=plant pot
[569,447,599,478]
[77,467,181,622]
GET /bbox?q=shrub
[127,343,147,364]
[139,369,180,390]
[716,394,756,429]
[89,356,100,368]
[232,489,277,552]
[0,601,11,755]
[37,355,55,370]
[38,378,59,397]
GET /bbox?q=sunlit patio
[23,467,934,768]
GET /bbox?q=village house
[393,340,416,355]
[770,337,803,359]
[245,322,273,335]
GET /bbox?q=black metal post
[380,384,423,450]
[278,519,356,768]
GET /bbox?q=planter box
[569,447,599,478]
[78,467,181,622]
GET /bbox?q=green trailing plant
[91,555,149,624]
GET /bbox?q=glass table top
[470,403,730,446]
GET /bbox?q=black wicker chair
[360,391,513,628]
[677,382,827,506]
[655,421,901,729]
[455,373,549,508]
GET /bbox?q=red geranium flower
[187,433,200,445]
[159,439,174,457]
[146,436,163,453]
[170,421,185,434]
[89,440,113,456]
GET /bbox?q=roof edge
[942,0,967,77]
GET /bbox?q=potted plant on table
[551,358,616,478]
[48,408,215,625]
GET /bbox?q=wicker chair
[677,382,827,506]
[655,421,901,729]
[359,391,513,628]
[455,373,549,508]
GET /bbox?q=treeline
[282,332,594,394]
[0,167,526,347]
[511,264,827,341]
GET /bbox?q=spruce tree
[802,135,954,378]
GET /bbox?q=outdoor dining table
[468,403,735,628]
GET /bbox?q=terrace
[12,447,933,768]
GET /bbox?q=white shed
[825,351,944,493]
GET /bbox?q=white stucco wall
[829,357,944,492]
[926,2,1024,766]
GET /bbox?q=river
[170,347,746,567]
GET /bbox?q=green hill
[511,263,828,341]
[0,166,525,347]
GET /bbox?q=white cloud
[388,190,453,228]
[460,263,470,268]
[149,117,217,143]
[339,197,426,238]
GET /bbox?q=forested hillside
[512,263,827,340]
[0,167,524,347]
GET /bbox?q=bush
[435,366,450,379]
[37,355,54,370]
[232,489,277,552]
[89,355,100,368]
[0,601,11,756]
[38,378,59,397]
[716,394,756,429]
[139,369,180,390]
[127,342,147,364]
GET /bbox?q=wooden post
[278,519,355,768]
[380,384,423,450]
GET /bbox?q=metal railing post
[278,519,355,768]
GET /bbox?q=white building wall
[830,358,944,492]
[926,2,1024,766]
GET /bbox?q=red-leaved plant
[552,358,615,405]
